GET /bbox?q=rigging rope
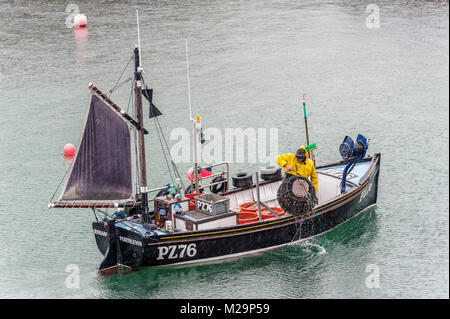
[49,160,73,203]
[108,55,134,96]
[156,116,173,161]
[126,80,134,114]
[154,117,175,185]
[140,74,182,188]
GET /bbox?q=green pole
[302,96,316,166]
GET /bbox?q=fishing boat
[49,43,380,276]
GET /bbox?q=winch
[339,134,369,193]
[339,134,368,159]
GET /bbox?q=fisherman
[275,146,318,191]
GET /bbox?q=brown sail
[53,91,135,207]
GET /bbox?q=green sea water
[0,0,448,298]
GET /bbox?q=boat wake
[290,241,327,255]
[305,243,327,255]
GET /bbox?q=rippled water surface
[0,0,448,298]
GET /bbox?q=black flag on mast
[142,87,163,118]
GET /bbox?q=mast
[134,46,149,222]
[185,39,200,193]
[193,116,200,193]
[302,94,315,166]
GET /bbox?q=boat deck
[117,159,374,236]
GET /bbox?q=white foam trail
[308,243,327,255]
[296,242,327,255]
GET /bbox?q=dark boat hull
[93,154,380,274]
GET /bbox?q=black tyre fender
[232,172,253,188]
[184,184,204,195]
[232,172,252,180]
[260,165,282,181]
[210,176,228,194]
[259,165,279,175]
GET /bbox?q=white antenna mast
[136,9,142,66]
[185,39,193,121]
[185,39,200,192]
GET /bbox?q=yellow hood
[298,145,309,160]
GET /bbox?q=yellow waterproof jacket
[275,145,318,191]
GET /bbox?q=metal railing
[144,161,230,201]
[190,161,230,193]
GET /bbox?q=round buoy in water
[74,14,87,28]
[64,143,76,157]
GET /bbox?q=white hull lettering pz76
[157,243,197,260]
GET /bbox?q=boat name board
[94,229,143,247]
[93,229,108,237]
[157,243,197,260]
[119,236,143,247]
